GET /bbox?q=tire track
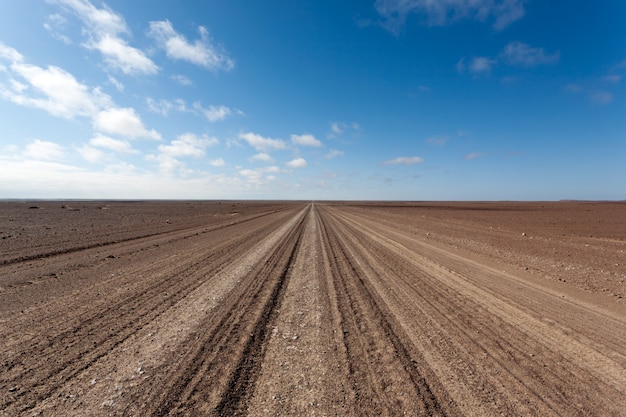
[325,204,626,416]
[316,207,456,416]
[135,205,309,416]
[0,207,302,415]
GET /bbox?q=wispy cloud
[148,20,234,71]
[590,91,613,105]
[500,42,559,67]
[325,149,344,159]
[328,121,360,139]
[375,0,526,34]
[193,102,240,122]
[291,134,322,147]
[383,156,424,165]
[51,0,158,75]
[458,42,559,76]
[427,135,449,146]
[238,132,287,152]
[464,152,483,160]
[171,74,192,85]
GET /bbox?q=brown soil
[1,200,624,416]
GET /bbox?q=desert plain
[0,200,624,416]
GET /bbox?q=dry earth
[0,200,624,416]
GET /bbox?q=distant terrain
[1,201,624,416]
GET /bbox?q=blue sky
[0,0,624,200]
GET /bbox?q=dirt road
[1,201,624,416]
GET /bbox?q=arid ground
[1,201,624,416]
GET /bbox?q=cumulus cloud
[239,166,280,187]
[89,134,135,153]
[94,107,161,140]
[239,132,287,152]
[158,133,218,158]
[286,158,308,168]
[148,20,234,71]
[383,156,424,165]
[249,152,274,163]
[291,134,322,147]
[147,133,218,173]
[375,0,525,33]
[77,144,105,163]
[500,42,559,67]
[24,139,65,160]
[0,42,24,62]
[209,158,225,167]
[325,149,344,159]
[51,0,158,75]
[0,54,113,119]
[457,57,496,74]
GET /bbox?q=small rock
[8,387,19,393]
[106,255,116,259]
[521,232,527,237]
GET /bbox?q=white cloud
[147,133,218,173]
[383,156,424,165]
[250,152,274,163]
[239,132,287,152]
[94,107,161,140]
[291,134,322,147]
[500,42,559,67]
[193,102,237,122]
[239,166,280,187]
[0,41,24,62]
[107,75,124,92]
[77,144,105,163]
[52,0,158,75]
[24,139,65,160]
[146,97,190,116]
[171,74,192,85]
[89,134,135,153]
[469,56,496,74]
[158,133,218,158]
[2,60,112,119]
[148,20,234,71]
[0,157,245,199]
[328,121,360,139]
[209,158,225,167]
[325,149,344,159]
[375,0,525,33]
[94,34,158,75]
[464,152,483,160]
[44,13,72,44]
[286,158,307,168]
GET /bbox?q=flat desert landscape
[1,200,624,416]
